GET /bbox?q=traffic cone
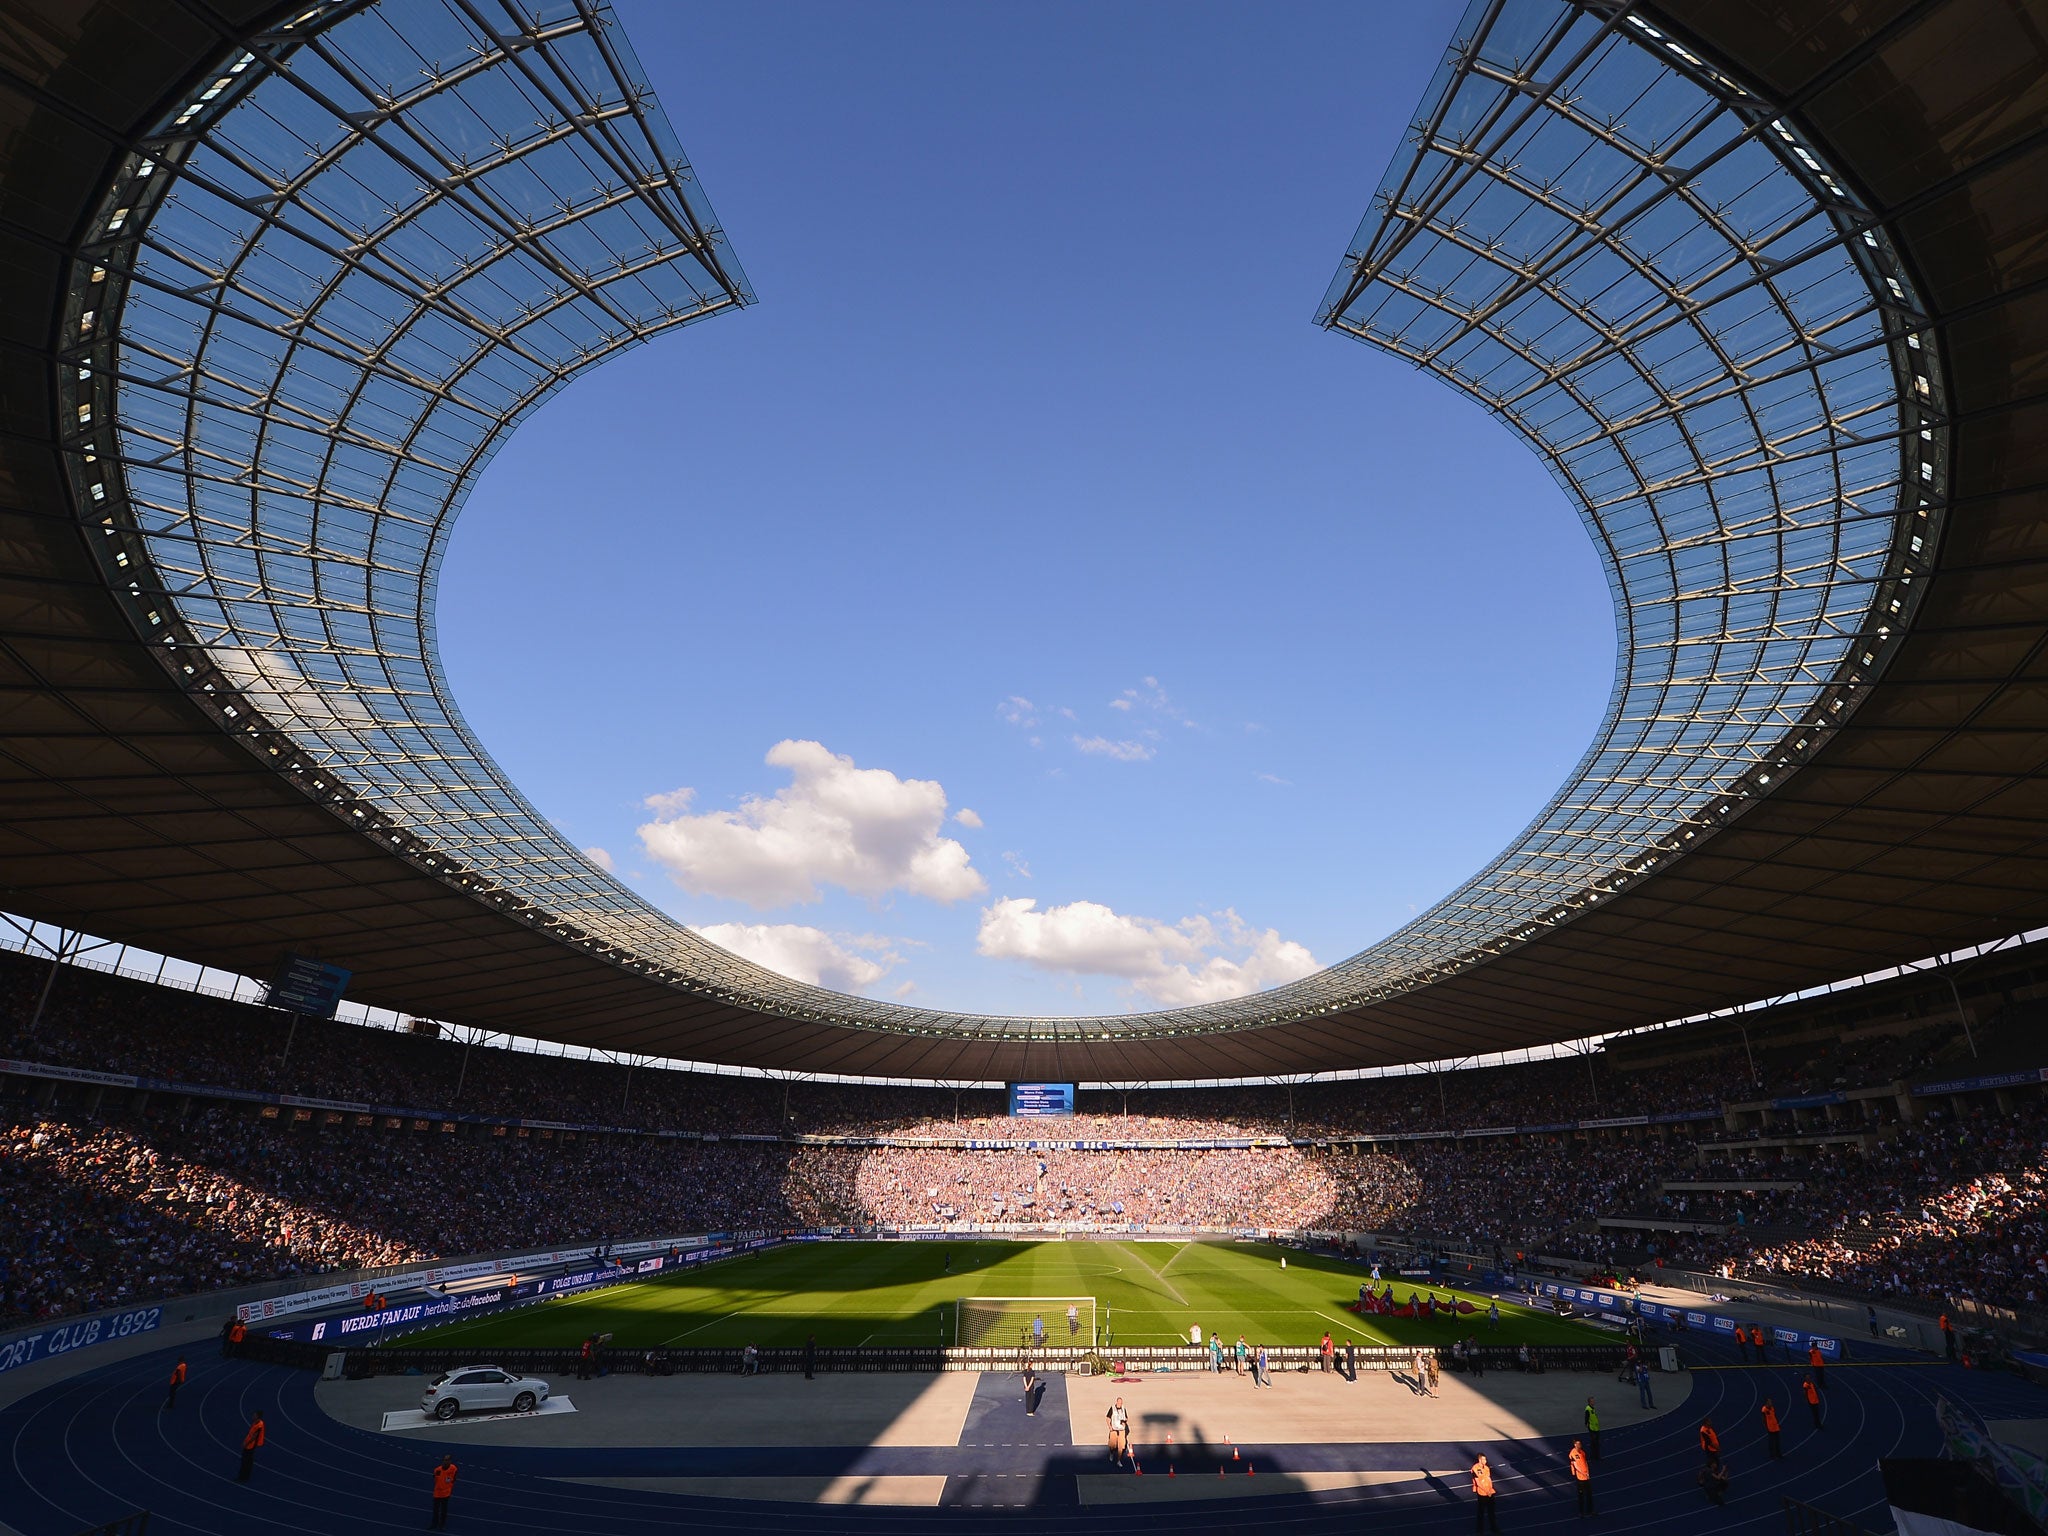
[1233,1447,1240,1461]
[1249,1463,1256,1476]
[1133,1459,1143,1476]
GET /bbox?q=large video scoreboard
[1008,1082,1076,1117]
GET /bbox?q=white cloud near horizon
[637,740,985,909]
[694,921,897,992]
[582,846,616,872]
[975,898,1318,1006]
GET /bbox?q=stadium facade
[0,0,2042,1081]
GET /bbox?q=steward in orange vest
[430,1457,459,1529]
[163,1358,187,1411]
[1761,1398,1782,1459]
[1803,1375,1823,1428]
[1471,1454,1500,1532]
[237,1413,265,1482]
[1568,1439,1593,1516]
[1699,1419,1720,1460]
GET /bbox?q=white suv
[419,1365,550,1420]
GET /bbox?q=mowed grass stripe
[385,1241,1610,1352]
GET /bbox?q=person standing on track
[225,1317,246,1356]
[1427,1352,1441,1396]
[237,1412,265,1482]
[1761,1396,1783,1458]
[1699,1418,1720,1463]
[1235,1334,1248,1376]
[1345,1338,1356,1382]
[429,1456,458,1529]
[1634,1360,1654,1409]
[1808,1341,1827,1390]
[1106,1397,1129,1462]
[1583,1396,1600,1460]
[1321,1331,1334,1373]
[1867,1304,1880,1338]
[1254,1343,1272,1388]
[1471,1452,1501,1532]
[1024,1361,1038,1418]
[1210,1331,1223,1373]
[162,1358,186,1411]
[1569,1438,1594,1516]
[1941,1312,1957,1360]
[1698,1454,1730,1506]
[1803,1375,1823,1429]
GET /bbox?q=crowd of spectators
[849,1143,1343,1228]
[1699,1105,2048,1310]
[1,947,2040,1326]
[0,954,1769,1144]
[0,1106,866,1325]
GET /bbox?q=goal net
[955,1296,1097,1348]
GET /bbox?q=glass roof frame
[51,0,1947,1049]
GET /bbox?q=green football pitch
[391,1241,1610,1351]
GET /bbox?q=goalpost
[955,1296,1098,1348]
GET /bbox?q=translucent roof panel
[63,0,1942,1049]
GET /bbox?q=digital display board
[1008,1082,1076,1117]
[266,955,353,1018]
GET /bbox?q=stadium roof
[0,0,2042,1081]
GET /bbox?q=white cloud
[694,921,895,992]
[1072,735,1154,762]
[998,696,1038,728]
[1002,850,1032,879]
[1256,772,1292,787]
[890,980,918,999]
[1114,677,1194,729]
[582,846,616,872]
[953,807,984,830]
[976,899,1318,1006]
[637,740,985,909]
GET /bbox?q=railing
[252,1339,1631,1377]
[339,1344,947,1376]
[1783,1495,1878,1535]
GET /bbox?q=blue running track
[3,1329,2041,1534]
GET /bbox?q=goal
[955,1296,1097,1348]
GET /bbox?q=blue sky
[435,0,1613,1016]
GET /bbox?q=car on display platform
[419,1365,550,1420]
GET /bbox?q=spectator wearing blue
[1635,1360,1655,1408]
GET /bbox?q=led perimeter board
[1009,1083,1076,1117]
